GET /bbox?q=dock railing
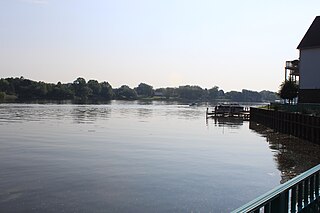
[231,164,320,213]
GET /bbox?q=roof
[297,16,320,49]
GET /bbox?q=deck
[206,105,250,120]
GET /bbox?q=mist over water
[0,101,319,212]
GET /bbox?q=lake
[1,101,320,212]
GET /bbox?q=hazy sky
[0,0,319,91]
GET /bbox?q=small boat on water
[206,103,250,119]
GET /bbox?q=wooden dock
[206,104,250,120]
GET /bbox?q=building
[297,16,320,103]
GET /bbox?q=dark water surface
[0,101,320,212]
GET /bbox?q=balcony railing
[231,164,320,213]
[285,60,299,76]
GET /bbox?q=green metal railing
[232,164,320,213]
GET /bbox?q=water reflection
[160,105,203,120]
[0,102,315,212]
[112,100,204,120]
[137,107,153,118]
[249,122,320,183]
[0,104,66,123]
[206,117,244,128]
[71,106,111,123]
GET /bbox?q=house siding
[299,48,320,89]
[299,89,320,103]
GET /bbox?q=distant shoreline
[0,99,270,106]
[0,77,278,104]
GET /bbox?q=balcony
[285,60,300,76]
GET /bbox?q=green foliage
[278,80,298,103]
[114,85,137,100]
[225,91,243,102]
[6,78,48,100]
[88,80,101,96]
[0,79,9,93]
[100,81,113,100]
[0,77,279,103]
[47,83,74,100]
[241,89,262,102]
[260,90,279,102]
[164,87,178,99]
[177,85,204,100]
[223,89,265,102]
[0,91,5,101]
[208,86,219,100]
[0,77,114,102]
[135,83,154,97]
[72,78,114,102]
[73,77,91,101]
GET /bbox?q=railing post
[316,172,319,197]
[291,186,296,213]
[264,202,270,213]
[270,191,288,213]
[310,175,315,201]
[298,182,303,211]
[270,195,281,213]
[304,178,309,207]
[280,190,289,213]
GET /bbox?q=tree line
[0,77,278,103]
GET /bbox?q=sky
[0,0,319,92]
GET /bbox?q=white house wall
[299,48,320,89]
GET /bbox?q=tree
[260,90,279,102]
[33,81,48,98]
[225,91,243,101]
[48,83,74,100]
[73,77,91,101]
[164,87,178,99]
[87,80,101,98]
[217,89,225,99]
[100,81,113,100]
[278,79,298,104]
[135,83,154,97]
[208,86,219,100]
[241,89,262,102]
[177,85,204,100]
[114,85,137,100]
[0,79,10,93]
[16,78,34,99]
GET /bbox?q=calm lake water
[1,101,320,213]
